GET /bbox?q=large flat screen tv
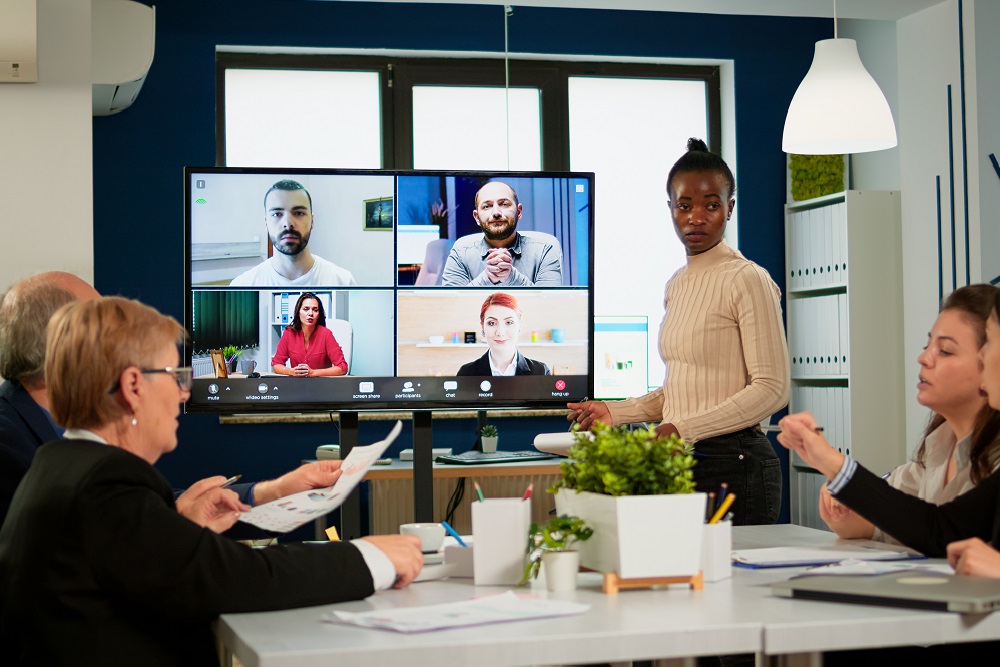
[184,167,594,413]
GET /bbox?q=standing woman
[568,138,790,525]
[271,292,348,377]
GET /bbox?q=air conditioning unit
[92,0,155,116]
[0,0,38,83]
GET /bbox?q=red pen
[521,483,534,502]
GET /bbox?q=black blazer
[0,440,376,666]
[456,350,551,376]
[0,380,57,528]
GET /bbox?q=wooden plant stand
[602,570,703,594]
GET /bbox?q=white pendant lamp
[782,1,897,155]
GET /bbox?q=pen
[473,480,485,502]
[716,482,729,512]
[521,483,533,502]
[709,493,736,524]
[569,396,590,431]
[705,492,715,522]
[766,425,824,433]
[220,474,242,489]
[440,520,468,547]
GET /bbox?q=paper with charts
[323,590,590,633]
[238,420,402,533]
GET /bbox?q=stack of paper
[731,545,917,569]
[323,590,589,633]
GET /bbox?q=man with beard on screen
[441,180,563,287]
[230,179,357,286]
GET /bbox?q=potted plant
[551,422,706,580]
[479,424,499,453]
[523,515,593,591]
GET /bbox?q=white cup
[400,523,446,553]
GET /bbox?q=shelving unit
[784,191,906,529]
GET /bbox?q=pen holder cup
[701,521,732,582]
[444,544,475,578]
[472,498,532,585]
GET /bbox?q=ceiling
[318,0,948,21]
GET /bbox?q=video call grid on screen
[184,167,595,413]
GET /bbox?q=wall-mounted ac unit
[93,0,155,116]
[0,0,38,82]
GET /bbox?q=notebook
[772,571,1000,613]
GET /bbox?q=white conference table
[216,524,1000,667]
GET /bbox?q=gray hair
[0,282,78,384]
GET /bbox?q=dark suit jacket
[456,350,551,376]
[0,380,57,528]
[0,439,376,666]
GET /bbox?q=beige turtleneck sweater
[606,241,790,443]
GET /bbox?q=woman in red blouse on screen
[271,292,348,377]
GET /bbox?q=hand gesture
[948,538,1000,577]
[566,400,611,430]
[360,534,424,588]
[818,484,875,539]
[176,476,250,533]
[776,412,844,478]
[293,363,311,377]
[251,460,344,506]
[484,248,512,284]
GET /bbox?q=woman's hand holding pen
[566,400,610,430]
[776,412,844,478]
[175,476,250,533]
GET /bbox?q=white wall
[971,0,1000,286]
[0,0,93,291]
[897,0,964,453]
[840,19,901,191]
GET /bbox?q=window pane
[225,69,382,168]
[569,76,708,392]
[412,86,541,170]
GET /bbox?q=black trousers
[692,426,782,525]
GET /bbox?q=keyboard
[435,450,561,465]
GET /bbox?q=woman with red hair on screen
[457,292,550,376]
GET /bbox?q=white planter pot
[480,436,499,453]
[541,550,580,592]
[554,488,706,579]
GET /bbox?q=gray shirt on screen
[441,232,563,287]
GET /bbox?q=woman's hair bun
[686,137,709,153]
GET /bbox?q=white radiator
[370,473,560,535]
[192,355,214,378]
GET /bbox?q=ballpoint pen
[220,474,242,489]
[440,520,468,547]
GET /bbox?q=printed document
[324,590,589,633]
[238,421,402,533]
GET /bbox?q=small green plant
[550,422,697,496]
[479,424,498,438]
[789,153,845,201]
[222,345,242,363]
[522,514,594,581]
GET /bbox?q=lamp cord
[504,5,513,171]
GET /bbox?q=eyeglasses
[140,367,193,391]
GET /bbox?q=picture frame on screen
[184,167,595,414]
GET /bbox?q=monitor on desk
[184,167,595,413]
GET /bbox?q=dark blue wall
[92,0,830,525]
